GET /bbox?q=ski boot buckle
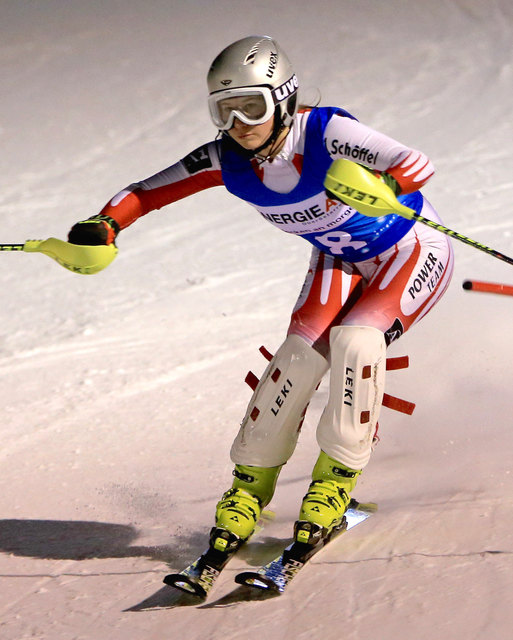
[209,527,243,553]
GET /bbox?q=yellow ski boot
[211,464,281,552]
[295,451,361,545]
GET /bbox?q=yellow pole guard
[324,158,416,219]
[23,238,118,274]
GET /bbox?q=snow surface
[1,1,513,638]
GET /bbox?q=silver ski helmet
[207,36,298,132]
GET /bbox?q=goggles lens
[218,94,267,123]
[209,88,275,130]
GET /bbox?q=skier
[68,36,454,552]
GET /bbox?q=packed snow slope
[1,1,513,638]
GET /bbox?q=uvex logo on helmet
[272,74,299,102]
[266,51,278,78]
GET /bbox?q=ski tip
[163,573,207,598]
[235,571,283,594]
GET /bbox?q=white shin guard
[230,334,329,468]
[316,325,386,470]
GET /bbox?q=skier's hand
[68,215,119,246]
[378,171,401,195]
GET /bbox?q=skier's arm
[324,114,434,194]
[68,142,224,245]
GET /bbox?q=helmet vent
[243,43,260,65]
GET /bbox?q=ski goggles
[208,87,276,130]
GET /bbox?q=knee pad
[230,334,329,467]
[316,325,386,470]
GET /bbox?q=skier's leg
[296,325,386,542]
[287,247,363,356]
[213,333,329,547]
[342,197,454,342]
[213,249,366,548]
[296,200,454,542]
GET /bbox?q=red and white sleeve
[97,142,224,230]
[386,149,434,194]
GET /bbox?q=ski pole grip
[324,159,416,219]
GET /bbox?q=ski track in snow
[1,1,513,639]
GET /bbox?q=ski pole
[462,280,513,296]
[0,243,25,251]
[402,216,513,267]
[324,159,513,267]
[0,238,117,274]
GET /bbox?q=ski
[163,514,274,598]
[163,543,236,598]
[235,499,376,595]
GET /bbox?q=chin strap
[253,108,288,162]
[254,124,288,165]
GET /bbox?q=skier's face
[228,114,275,150]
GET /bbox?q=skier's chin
[230,131,265,150]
